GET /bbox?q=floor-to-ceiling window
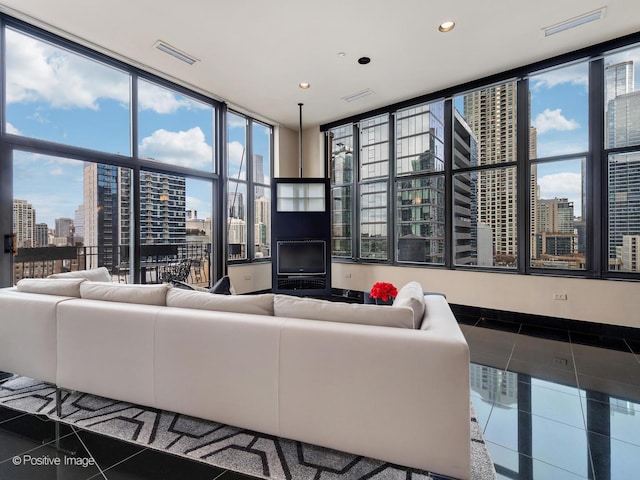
[323,36,640,282]
[604,45,640,273]
[529,62,589,271]
[359,114,390,260]
[226,111,273,263]
[454,81,519,268]
[1,17,226,287]
[328,125,354,258]
[395,102,446,264]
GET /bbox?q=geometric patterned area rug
[0,375,496,480]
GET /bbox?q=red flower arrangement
[369,282,398,302]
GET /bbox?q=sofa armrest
[278,304,471,479]
[0,289,74,384]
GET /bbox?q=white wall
[228,262,271,294]
[274,125,298,178]
[332,263,640,329]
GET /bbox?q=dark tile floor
[1,312,639,479]
[461,315,640,480]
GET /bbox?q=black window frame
[322,30,640,282]
[225,109,274,265]
[0,14,232,286]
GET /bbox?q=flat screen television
[277,240,326,276]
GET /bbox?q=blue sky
[6,26,640,229]
[6,27,270,229]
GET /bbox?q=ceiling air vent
[543,7,606,37]
[154,40,199,65]
[342,89,374,103]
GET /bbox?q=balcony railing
[13,243,211,287]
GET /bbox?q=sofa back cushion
[166,288,274,316]
[80,281,169,306]
[392,281,426,329]
[49,267,112,283]
[274,295,415,329]
[16,278,85,297]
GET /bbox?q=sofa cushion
[16,278,85,297]
[49,267,112,283]
[274,295,414,329]
[80,281,169,306]
[392,281,426,329]
[166,288,274,316]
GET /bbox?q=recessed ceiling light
[338,52,346,57]
[438,20,455,32]
[154,40,199,65]
[298,82,311,89]
[358,56,371,65]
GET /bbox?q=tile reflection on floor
[465,316,640,480]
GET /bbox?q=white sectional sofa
[0,273,471,480]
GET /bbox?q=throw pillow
[16,278,86,297]
[49,267,112,283]
[166,288,274,316]
[80,281,170,306]
[208,275,233,295]
[392,281,426,329]
[273,295,414,329]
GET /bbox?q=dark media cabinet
[271,178,331,296]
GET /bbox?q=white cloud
[227,114,247,129]
[227,141,246,180]
[139,127,213,169]
[6,122,21,135]
[531,63,588,90]
[6,28,129,109]
[50,167,64,176]
[533,108,580,134]
[138,80,208,114]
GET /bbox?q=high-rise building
[54,217,74,245]
[463,82,518,262]
[453,109,477,265]
[84,163,120,270]
[228,217,246,258]
[84,164,186,270]
[609,153,640,261]
[530,127,538,261]
[12,199,35,249]
[74,205,84,244]
[395,103,446,263]
[621,235,640,271]
[34,223,48,247]
[606,60,640,264]
[228,191,245,220]
[605,61,634,103]
[535,198,577,260]
[254,195,270,256]
[537,198,574,234]
[608,90,640,148]
[139,170,186,245]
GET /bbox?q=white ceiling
[0,1,639,130]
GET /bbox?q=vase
[364,292,394,305]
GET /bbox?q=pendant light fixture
[299,102,304,178]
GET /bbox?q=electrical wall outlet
[553,292,568,301]
[344,272,351,278]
